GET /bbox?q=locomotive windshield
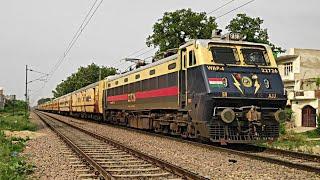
[241,48,268,66]
[210,47,238,64]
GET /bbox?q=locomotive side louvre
[103,55,184,130]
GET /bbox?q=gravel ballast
[22,112,78,179]
[47,113,320,179]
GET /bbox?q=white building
[277,48,320,127]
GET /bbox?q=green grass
[0,131,34,180]
[0,102,36,179]
[300,129,320,139]
[266,130,320,152]
[0,113,36,131]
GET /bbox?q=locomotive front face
[187,42,287,144]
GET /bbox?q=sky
[0,0,319,105]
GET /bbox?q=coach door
[180,48,187,109]
[302,105,316,127]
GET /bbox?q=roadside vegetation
[265,111,320,154]
[0,100,35,179]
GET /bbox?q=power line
[49,0,104,78]
[30,0,105,102]
[216,0,255,19]
[134,47,156,58]
[207,0,236,15]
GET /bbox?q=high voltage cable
[31,0,104,100]
[216,0,255,19]
[33,0,256,101]
[107,47,150,68]
[135,47,156,58]
[49,0,104,78]
[207,0,236,15]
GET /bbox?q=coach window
[124,78,128,82]
[135,74,140,79]
[149,69,155,75]
[168,63,176,70]
[188,50,197,66]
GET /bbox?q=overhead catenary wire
[33,0,257,103]
[30,0,104,101]
[207,0,236,15]
[216,0,255,19]
[49,0,104,78]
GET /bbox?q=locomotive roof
[106,54,178,82]
[72,81,100,94]
[180,39,269,49]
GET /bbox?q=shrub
[0,131,34,179]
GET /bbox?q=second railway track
[35,111,207,180]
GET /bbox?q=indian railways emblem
[241,76,252,87]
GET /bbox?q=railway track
[35,111,207,180]
[41,111,320,174]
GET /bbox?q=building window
[284,62,293,76]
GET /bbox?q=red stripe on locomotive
[107,86,178,102]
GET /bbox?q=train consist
[38,33,287,144]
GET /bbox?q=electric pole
[25,65,28,116]
[24,65,49,117]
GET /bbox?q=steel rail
[35,112,112,179]
[39,111,320,174]
[35,111,208,180]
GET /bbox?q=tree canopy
[226,13,284,55]
[37,98,51,105]
[52,63,116,98]
[146,8,217,52]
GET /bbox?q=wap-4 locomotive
[38,33,287,144]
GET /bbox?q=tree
[226,13,284,55]
[37,98,51,105]
[146,9,217,52]
[52,63,117,98]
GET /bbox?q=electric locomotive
[104,32,287,144]
[38,32,287,144]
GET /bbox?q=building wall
[277,48,320,127]
[296,49,320,80]
[291,99,318,127]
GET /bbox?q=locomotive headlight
[221,108,235,123]
[229,33,242,41]
[264,79,270,89]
